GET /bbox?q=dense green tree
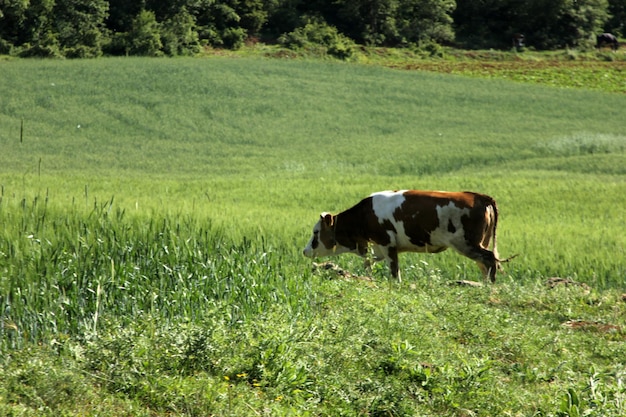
[236,0,268,35]
[187,0,269,48]
[106,0,145,33]
[311,0,455,46]
[335,0,399,45]
[0,0,619,57]
[161,7,200,55]
[395,0,455,44]
[0,0,31,48]
[454,0,610,49]
[264,0,304,35]
[519,0,610,49]
[128,9,163,56]
[53,0,109,57]
[0,0,57,55]
[193,0,242,47]
[606,0,624,37]
[558,0,610,48]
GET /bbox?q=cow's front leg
[374,245,401,281]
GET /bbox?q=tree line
[0,0,623,58]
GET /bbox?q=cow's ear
[320,212,334,226]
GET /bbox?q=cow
[596,33,619,51]
[303,190,507,282]
[512,33,525,51]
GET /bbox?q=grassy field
[1,55,625,416]
[362,48,626,94]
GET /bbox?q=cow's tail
[486,197,500,266]
[486,195,518,268]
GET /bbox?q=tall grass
[0,191,313,348]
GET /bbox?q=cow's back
[369,190,494,252]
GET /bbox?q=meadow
[0,55,625,416]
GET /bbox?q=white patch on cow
[371,191,415,249]
[430,201,470,247]
[370,190,407,223]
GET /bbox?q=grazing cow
[303,190,506,282]
[596,33,619,51]
[512,33,525,50]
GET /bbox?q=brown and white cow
[303,190,504,282]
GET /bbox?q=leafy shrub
[18,43,63,58]
[413,39,446,57]
[0,38,13,55]
[279,20,356,59]
[64,44,103,59]
[221,27,247,49]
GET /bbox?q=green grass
[1,56,626,416]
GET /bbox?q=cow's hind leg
[387,247,401,281]
[457,244,499,283]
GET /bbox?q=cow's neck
[333,209,367,254]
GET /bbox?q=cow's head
[303,212,338,258]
